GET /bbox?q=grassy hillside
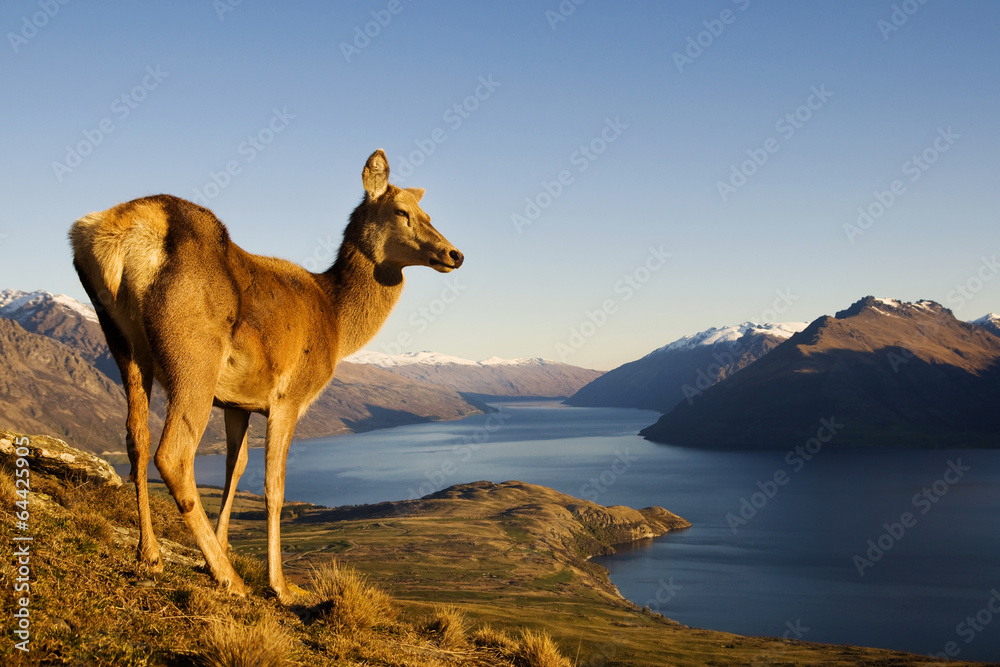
[1,431,981,666]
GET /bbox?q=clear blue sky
[2,1,998,370]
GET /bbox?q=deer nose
[449,249,464,268]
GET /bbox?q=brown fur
[69,149,463,602]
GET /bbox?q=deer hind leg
[123,358,161,572]
[216,407,250,553]
[75,265,162,573]
[263,406,299,604]
[154,377,246,596]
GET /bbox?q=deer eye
[395,209,410,225]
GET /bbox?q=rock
[112,526,205,569]
[0,429,122,487]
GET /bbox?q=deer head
[355,149,464,273]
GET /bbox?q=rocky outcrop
[0,429,122,486]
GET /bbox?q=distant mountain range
[639,297,1000,448]
[566,322,806,412]
[6,288,997,452]
[0,290,600,455]
[346,350,603,398]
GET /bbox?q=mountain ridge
[566,321,807,412]
[641,296,1000,448]
[346,348,603,398]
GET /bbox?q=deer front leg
[216,407,251,553]
[263,407,299,604]
[155,393,246,596]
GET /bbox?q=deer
[69,149,463,603]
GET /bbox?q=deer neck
[323,243,404,361]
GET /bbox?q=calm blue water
[143,401,999,661]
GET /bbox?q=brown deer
[69,149,463,603]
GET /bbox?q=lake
[167,400,998,661]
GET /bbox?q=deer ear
[362,149,389,200]
[407,187,425,202]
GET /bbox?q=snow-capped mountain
[0,289,98,323]
[652,321,807,355]
[347,350,480,367]
[0,289,118,381]
[344,350,601,398]
[642,296,1000,449]
[567,321,807,412]
[972,313,1000,337]
[346,349,556,368]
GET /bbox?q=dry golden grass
[72,508,114,544]
[469,625,570,667]
[229,549,269,594]
[0,465,16,505]
[425,605,469,650]
[0,462,505,666]
[85,482,140,526]
[167,583,219,617]
[311,559,396,631]
[513,629,572,667]
[471,624,518,654]
[199,613,293,667]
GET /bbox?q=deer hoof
[273,583,309,606]
[138,549,164,574]
[222,577,247,597]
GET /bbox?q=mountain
[973,313,1000,337]
[345,350,603,398]
[294,361,481,437]
[0,317,131,454]
[566,322,807,412]
[0,289,119,380]
[641,297,1000,448]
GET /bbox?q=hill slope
[641,297,1000,448]
[0,318,131,453]
[566,322,805,411]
